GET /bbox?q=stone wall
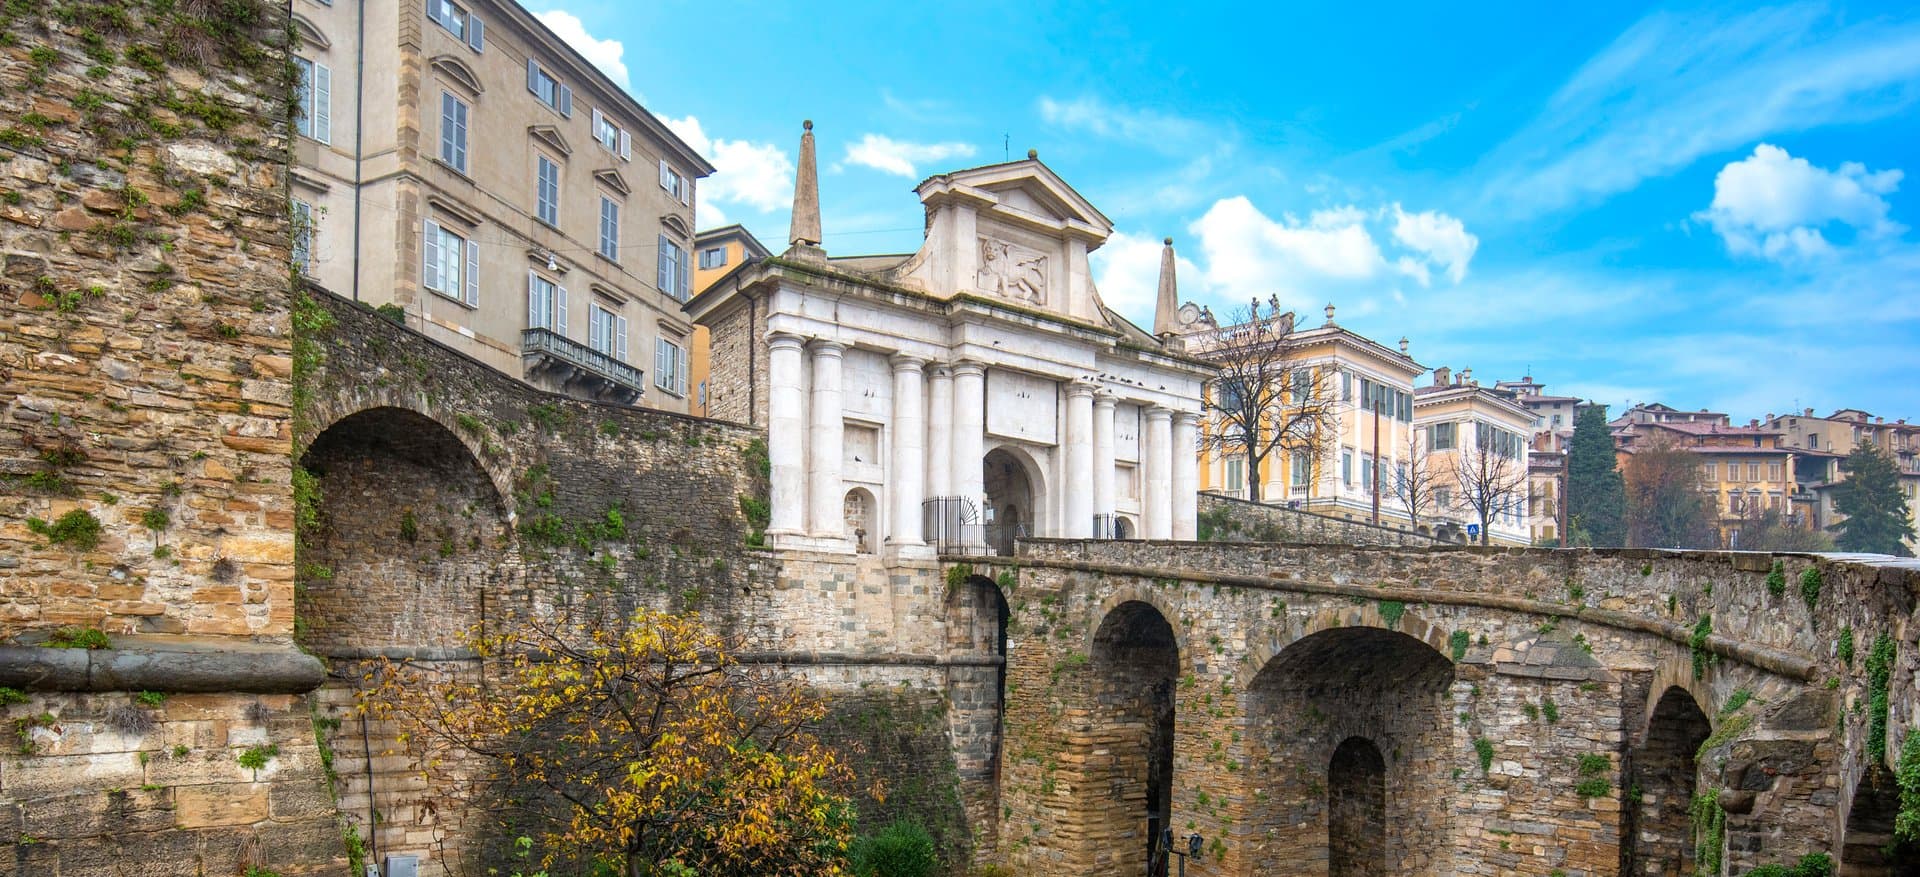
[1197,492,1446,548]
[698,286,769,427]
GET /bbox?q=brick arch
[1083,582,1190,664]
[1635,652,1716,746]
[303,393,515,515]
[1238,605,1453,682]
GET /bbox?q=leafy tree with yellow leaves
[363,608,856,877]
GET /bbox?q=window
[590,108,631,159]
[1225,458,1244,496]
[426,0,484,49]
[1726,463,1740,483]
[1768,462,1783,481]
[588,303,628,361]
[699,246,728,270]
[1429,421,1456,451]
[1808,433,1821,450]
[1340,370,1353,401]
[1361,455,1374,491]
[655,335,688,395]
[660,160,688,204]
[526,272,566,334]
[291,199,314,274]
[535,155,560,226]
[421,219,477,305]
[526,59,571,116]
[598,196,620,261]
[1292,369,1313,402]
[1702,462,1717,480]
[1341,450,1354,485]
[1291,451,1310,488]
[1551,414,1563,427]
[1747,463,1761,481]
[438,92,468,173]
[1215,377,1248,413]
[1435,487,1452,509]
[294,56,330,143]
[657,234,690,301]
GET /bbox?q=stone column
[950,362,987,546]
[1063,382,1096,538]
[1093,393,1117,534]
[1144,406,1173,540]
[808,340,846,538]
[766,334,807,537]
[889,355,926,547]
[927,366,953,498]
[1172,411,1200,540]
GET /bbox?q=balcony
[521,327,647,405]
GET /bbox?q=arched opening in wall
[1840,766,1915,875]
[298,406,506,653]
[1090,600,1179,877]
[1622,686,1711,877]
[983,447,1039,556]
[843,487,876,554]
[1114,515,1136,540]
[1245,627,1454,873]
[1329,736,1387,877]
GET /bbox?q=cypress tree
[1832,443,1915,556]
[1568,405,1626,547]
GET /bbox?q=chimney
[1461,367,1473,385]
[1433,366,1451,387]
[1805,408,1814,416]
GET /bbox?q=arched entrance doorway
[1329,736,1387,877]
[1246,626,1454,873]
[1090,601,1180,876]
[843,487,876,554]
[983,447,1038,556]
[1622,686,1711,876]
[1114,515,1136,539]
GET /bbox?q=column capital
[1065,380,1097,399]
[889,353,928,373]
[1093,391,1118,411]
[951,360,986,378]
[1174,410,1202,427]
[808,338,846,356]
[767,332,806,352]
[1145,405,1174,422]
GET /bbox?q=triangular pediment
[528,125,571,158]
[917,158,1112,241]
[594,168,631,196]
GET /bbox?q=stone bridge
[974,540,1920,877]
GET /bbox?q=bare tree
[1391,428,1442,531]
[1188,297,1341,503]
[1451,439,1529,545]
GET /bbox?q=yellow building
[1186,303,1426,530]
[1765,408,1920,550]
[1618,420,1800,549]
[687,225,771,417]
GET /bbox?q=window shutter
[589,306,603,350]
[677,246,690,299]
[557,83,572,118]
[555,286,568,337]
[615,315,628,363]
[313,63,332,144]
[676,343,688,394]
[655,338,667,385]
[619,129,631,161]
[659,159,670,190]
[657,234,671,291]
[422,219,442,290]
[467,14,484,51]
[526,57,538,94]
[680,180,690,206]
[527,271,541,329]
[464,238,479,305]
[592,107,604,134]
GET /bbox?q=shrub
[47,626,111,649]
[1765,559,1786,597]
[851,820,938,877]
[1800,567,1824,612]
[26,508,103,550]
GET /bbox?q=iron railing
[521,327,647,401]
[923,496,981,554]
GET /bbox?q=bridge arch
[1087,599,1182,876]
[1622,685,1712,876]
[1242,626,1455,874]
[297,405,509,653]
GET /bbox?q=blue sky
[531,0,1920,421]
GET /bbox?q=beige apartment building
[290,0,713,410]
[1765,408,1920,549]
[1413,368,1534,546]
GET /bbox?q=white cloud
[533,10,629,89]
[1391,205,1478,283]
[1036,96,1209,154]
[1477,5,1920,216]
[662,115,795,215]
[842,134,977,179]
[1089,231,1202,325]
[1696,143,1904,262]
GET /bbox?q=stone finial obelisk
[1152,237,1180,337]
[787,120,823,260]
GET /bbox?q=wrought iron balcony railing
[521,327,646,404]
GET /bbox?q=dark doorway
[1841,766,1918,876]
[983,448,1036,556]
[1091,601,1179,876]
[1329,736,1387,877]
[1622,686,1711,876]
